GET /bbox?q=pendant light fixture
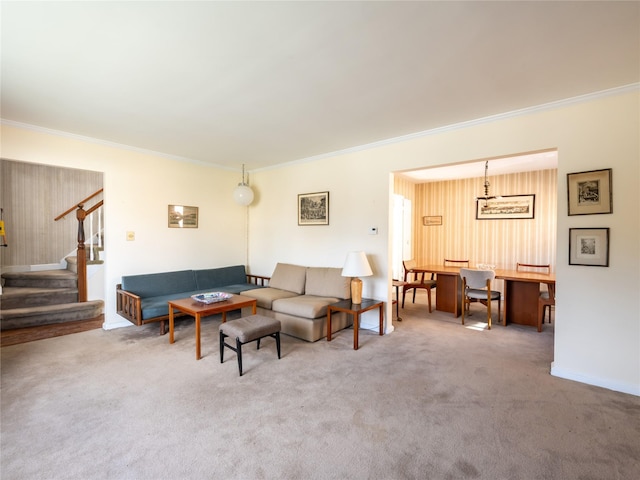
[232,164,254,206]
[477,160,496,206]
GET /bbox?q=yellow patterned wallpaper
[395,169,557,271]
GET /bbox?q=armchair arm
[116,284,143,326]
[246,274,270,286]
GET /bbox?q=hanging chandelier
[477,160,497,206]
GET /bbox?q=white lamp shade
[233,183,254,206]
[341,251,373,277]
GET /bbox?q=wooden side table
[326,298,384,350]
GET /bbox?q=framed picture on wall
[168,205,198,228]
[476,194,535,220]
[422,215,442,226]
[569,228,609,267]
[567,168,612,215]
[298,191,329,225]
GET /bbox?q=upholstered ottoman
[219,315,281,376]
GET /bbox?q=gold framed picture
[168,205,198,228]
[422,215,442,226]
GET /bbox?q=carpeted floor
[2,292,639,480]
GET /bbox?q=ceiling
[1,1,638,175]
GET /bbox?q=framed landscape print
[298,191,329,225]
[567,168,612,215]
[422,215,443,226]
[168,205,198,228]
[569,228,609,267]
[476,194,535,220]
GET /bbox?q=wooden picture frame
[298,191,329,225]
[422,215,442,226]
[567,168,612,215]
[569,228,609,267]
[475,194,535,220]
[168,205,198,228]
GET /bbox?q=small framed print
[569,228,609,267]
[567,168,612,215]
[422,215,442,226]
[168,205,198,228]
[298,191,329,225]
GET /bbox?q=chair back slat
[444,259,470,267]
[516,262,550,274]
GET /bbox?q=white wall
[0,125,250,329]
[249,88,639,395]
[2,87,638,395]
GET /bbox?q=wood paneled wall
[0,159,103,268]
[396,169,557,272]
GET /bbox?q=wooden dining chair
[538,283,556,332]
[517,263,553,324]
[444,259,470,267]
[460,268,501,330]
[516,262,550,274]
[402,260,436,313]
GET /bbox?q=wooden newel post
[76,204,87,302]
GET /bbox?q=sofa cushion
[305,267,351,299]
[268,263,307,294]
[241,287,299,309]
[121,270,197,298]
[140,291,201,319]
[272,295,340,319]
[194,265,247,290]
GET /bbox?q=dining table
[413,264,555,328]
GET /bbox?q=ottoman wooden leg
[236,338,244,376]
[276,332,281,359]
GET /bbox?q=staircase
[0,268,104,331]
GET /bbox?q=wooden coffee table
[168,294,257,360]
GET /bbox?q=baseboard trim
[550,362,640,397]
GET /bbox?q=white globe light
[233,183,254,206]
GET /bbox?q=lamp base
[351,277,363,304]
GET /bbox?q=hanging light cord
[483,161,490,198]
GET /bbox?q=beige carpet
[2,292,639,480]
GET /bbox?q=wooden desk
[494,269,555,327]
[414,265,555,328]
[169,294,257,360]
[327,298,384,350]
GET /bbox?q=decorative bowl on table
[191,292,232,304]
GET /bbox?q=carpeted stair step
[0,287,79,310]
[65,255,104,274]
[0,300,104,330]
[1,270,77,289]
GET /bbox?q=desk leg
[195,313,201,360]
[326,308,333,342]
[379,304,384,336]
[169,307,175,344]
[353,313,359,350]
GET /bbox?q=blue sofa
[116,265,267,334]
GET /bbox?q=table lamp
[342,251,373,304]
